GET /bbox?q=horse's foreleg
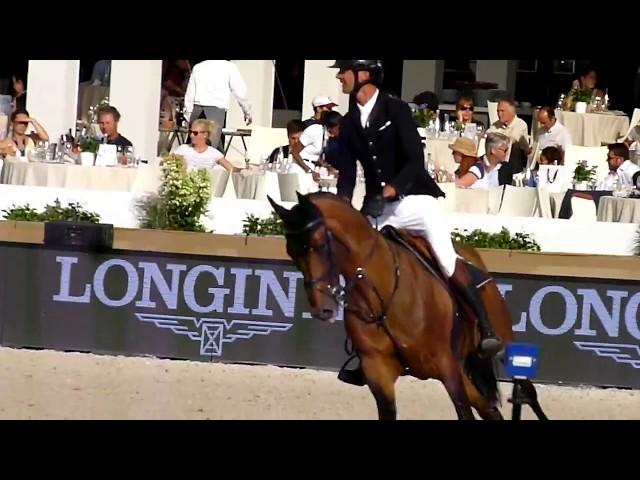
[360,354,401,420]
[461,375,504,420]
[439,357,475,420]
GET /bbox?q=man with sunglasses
[328,60,502,387]
[0,109,49,158]
[597,143,640,190]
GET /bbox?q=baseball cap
[312,95,338,109]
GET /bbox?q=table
[555,111,630,147]
[1,159,161,193]
[222,128,252,158]
[597,196,640,223]
[231,169,318,201]
[158,126,188,151]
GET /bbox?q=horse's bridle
[288,216,400,326]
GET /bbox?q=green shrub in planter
[2,199,100,223]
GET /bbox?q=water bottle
[276,147,284,172]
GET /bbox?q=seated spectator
[456,132,513,189]
[97,105,133,148]
[266,119,304,163]
[0,109,49,158]
[291,111,337,181]
[448,137,478,179]
[563,67,605,110]
[597,143,640,190]
[535,106,572,152]
[302,96,338,129]
[487,99,531,173]
[11,75,26,112]
[412,91,439,112]
[455,95,477,125]
[528,145,564,187]
[174,119,239,172]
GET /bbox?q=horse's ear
[268,196,292,222]
[296,191,306,204]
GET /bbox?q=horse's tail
[463,352,501,406]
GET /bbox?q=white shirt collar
[357,88,380,128]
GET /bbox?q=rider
[329,60,502,386]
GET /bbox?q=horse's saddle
[380,225,491,304]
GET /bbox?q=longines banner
[0,243,639,389]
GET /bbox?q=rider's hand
[382,184,397,199]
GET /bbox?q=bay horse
[269,191,547,420]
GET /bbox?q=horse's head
[269,193,350,323]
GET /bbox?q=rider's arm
[388,101,423,196]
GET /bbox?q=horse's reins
[290,216,400,328]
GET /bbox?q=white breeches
[367,195,458,277]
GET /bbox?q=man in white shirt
[184,60,252,149]
[290,117,326,180]
[487,99,531,156]
[597,143,640,190]
[535,106,572,152]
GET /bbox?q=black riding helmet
[329,60,384,94]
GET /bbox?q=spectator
[0,108,49,158]
[184,60,252,149]
[448,137,478,179]
[488,99,531,172]
[597,143,640,190]
[455,95,477,125]
[456,132,513,189]
[91,60,111,86]
[266,119,304,163]
[97,105,133,148]
[412,91,439,112]
[174,119,239,172]
[535,106,572,152]
[563,67,605,110]
[11,75,26,112]
[302,96,338,129]
[317,110,342,177]
[528,146,564,187]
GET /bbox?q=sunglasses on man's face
[459,106,474,112]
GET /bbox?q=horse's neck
[323,203,386,275]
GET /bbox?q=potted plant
[412,107,436,128]
[573,161,597,190]
[571,88,592,113]
[79,137,100,166]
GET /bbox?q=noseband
[288,214,400,326]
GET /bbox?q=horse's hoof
[480,337,503,357]
[338,368,366,387]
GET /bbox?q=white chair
[245,126,288,164]
[536,187,553,218]
[209,168,230,198]
[278,173,300,202]
[498,185,539,217]
[488,185,506,214]
[487,101,499,126]
[570,196,597,221]
[618,108,640,142]
[564,145,609,185]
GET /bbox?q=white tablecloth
[1,159,161,193]
[556,111,630,147]
[597,196,640,223]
